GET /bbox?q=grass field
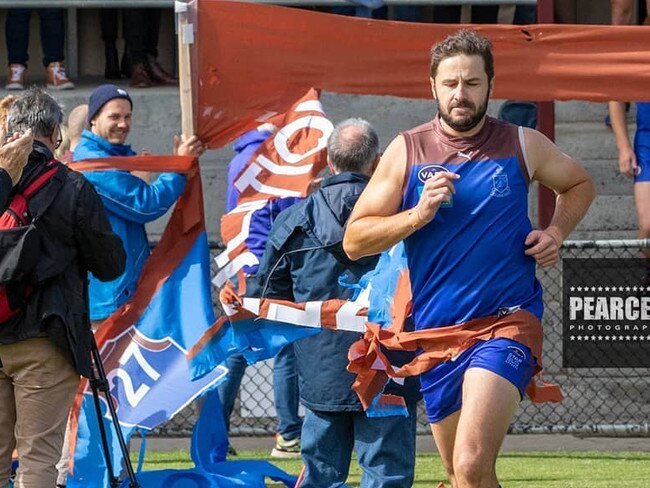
[137,450,650,487]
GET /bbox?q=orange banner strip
[195,0,650,148]
[72,155,196,173]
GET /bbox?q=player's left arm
[523,128,596,267]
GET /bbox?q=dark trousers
[5,8,65,67]
[99,8,119,45]
[122,8,161,64]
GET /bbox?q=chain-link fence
[156,240,650,437]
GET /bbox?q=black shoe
[227,444,237,456]
[104,45,121,79]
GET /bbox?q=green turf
[135,450,650,487]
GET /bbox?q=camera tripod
[89,334,140,488]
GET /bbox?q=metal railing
[154,239,650,438]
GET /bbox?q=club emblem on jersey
[491,172,511,197]
[417,164,453,207]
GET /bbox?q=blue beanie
[87,84,133,124]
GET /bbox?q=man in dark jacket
[0,87,125,488]
[250,119,419,488]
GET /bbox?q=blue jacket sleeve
[245,211,295,301]
[84,170,186,224]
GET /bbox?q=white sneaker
[270,434,301,459]
[46,62,74,90]
[6,64,25,90]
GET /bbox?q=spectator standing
[5,9,74,91]
[98,8,177,87]
[0,87,125,488]
[72,84,204,322]
[249,119,419,486]
[608,0,650,283]
[608,102,650,281]
[123,9,178,88]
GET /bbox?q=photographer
[0,88,125,488]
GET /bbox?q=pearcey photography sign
[563,259,650,368]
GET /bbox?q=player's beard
[439,96,488,133]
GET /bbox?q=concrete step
[555,101,609,124]
[575,194,637,232]
[555,121,620,161]
[582,159,635,196]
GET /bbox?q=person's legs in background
[39,8,74,90]
[122,8,176,87]
[5,9,31,90]
[143,8,177,85]
[611,0,635,24]
[122,8,153,88]
[100,9,121,79]
[215,352,248,455]
[354,402,418,488]
[299,408,354,488]
[217,353,248,432]
[271,344,302,458]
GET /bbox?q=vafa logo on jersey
[417,164,449,183]
[417,164,453,207]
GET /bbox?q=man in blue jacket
[72,84,205,322]
[249,119,419,487]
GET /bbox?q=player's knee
[453,451,495,486]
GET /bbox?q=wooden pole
[537,0,555,229]
[176,0,195,139]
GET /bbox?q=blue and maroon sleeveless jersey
[401,116,543,330]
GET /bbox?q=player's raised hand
[415,171,460,224]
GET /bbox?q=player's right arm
[343,135,458,260]
[608,101,638,178]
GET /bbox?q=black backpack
[0,161,63,323]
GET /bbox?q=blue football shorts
[634,134,650,183]
[420,337,536,423]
